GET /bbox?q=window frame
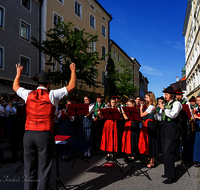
[74,0,82,19]
[102,45,106,61]
[53,11,64,29]
[113,50,116,58]
[90,13,96,30]
[0,46,4,69]
[0,5,5,29]
[20,19,31,42]
[21,0,31,12]
[57,0,64,5]
[102,24,106,38]
[20,55,30,76]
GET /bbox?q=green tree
[31,21,106,88]
[109,60,138,97]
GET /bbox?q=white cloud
[140,65,163,76]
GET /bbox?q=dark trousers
[161,121,179,178]
[23,130,55,190]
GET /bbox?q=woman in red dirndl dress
[100,98,118,160]
[138,91,158,168]
[121,99,140,162]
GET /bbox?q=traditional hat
[162,86,175,94]
[174,88,183,94]
[189,96,196,102]
[38,73,52,83]
[157,96,164,100]
[112,95,120,99]
[96,94,103,98]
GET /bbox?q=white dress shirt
[5,104,17,117]
[0,105,4,116]
[155,100,182,121]
[17,86,68,107]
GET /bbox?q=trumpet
[189,118,195,132]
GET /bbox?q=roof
[94,0,113,20]
[109,39,141,67]
[179,75,186,81]
[182,0,191,36]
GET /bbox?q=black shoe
[163,178,175,184]
[161,175,167,178]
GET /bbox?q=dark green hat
[38,73,52,83]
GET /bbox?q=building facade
[139,71,149,98]
[0,0,40,94]
[41,0,112,95]
[109,39,141,97]
[183,0,200,100]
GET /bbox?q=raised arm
[13,63,23,92]
[66,63,76,94]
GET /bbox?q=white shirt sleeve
[17,87,32,103]
[49,87,68,106]
[145,105,155,113]
[0,105,4,115]
[164,101,182,119]
[186,102,194,119]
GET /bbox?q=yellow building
[109,40,141,97]
[183,0,200,100]
[41,0,112,95]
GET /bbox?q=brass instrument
[189,106,195,132]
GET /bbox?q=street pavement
[0,138,199,190]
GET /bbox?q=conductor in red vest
[13,63,76,190]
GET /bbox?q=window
[58,0,64,4]
[74,27,79,35]
[21,0,31,11]
[0,6,5,29]
[90,14,95,29]
[118,54,120,61]
[102,17,105,21]
[102,46,106,61]
[53,13,63,28]
[102,70,105,84]
[102,25,106,37]
[75,0,81,18]
[90,5,95,10]
[0,47,3,69]
[20,56,30,75]
[113,50,116,58]
[20,20,30,41]
[90,41,95,53]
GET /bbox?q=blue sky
[99,0,188,97]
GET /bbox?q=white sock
[84,152,87,156]
[87,148,91,156]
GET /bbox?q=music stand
[67,103,90,168]
[98,108,123,172]
[176,104,191,176]
[121,107,151,180]
[49,135,72,190]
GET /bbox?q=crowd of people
[0,62,200,189]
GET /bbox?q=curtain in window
[0,8,2,26]
[21,58,28,74]
[21,23,27,39]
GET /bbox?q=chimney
[176,76,178,82]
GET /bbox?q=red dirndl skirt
[121,120,133,154]
[138,119,154,155]
[100,120,118,152]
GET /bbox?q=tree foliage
[108,59,138,97]
[31,21,106,87]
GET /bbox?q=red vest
[25,89,56,132]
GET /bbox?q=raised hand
[16,63,23,75]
